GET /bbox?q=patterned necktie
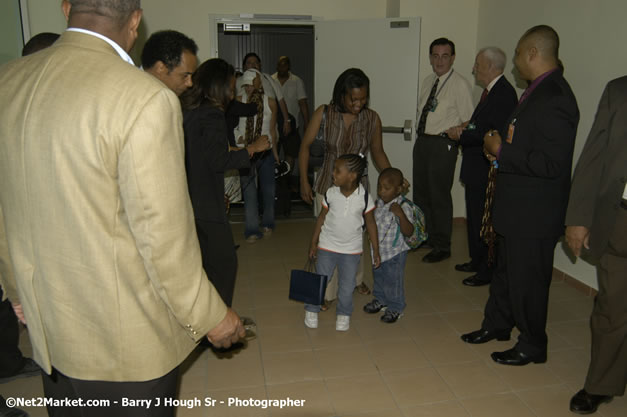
[480,88,489,103]
[417,77,439,136]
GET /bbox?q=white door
[314,18,421,195]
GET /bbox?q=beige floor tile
[549,320,591,348]
[548,297,594,323]
[1,375,47,417]
[545,348,590,385]
[203,385,270,417]
[306,319,364,349]
[262,350,322,385]
[598,394,627,417]
[341,408,404,417]
[461,393,536,417]
[257,322,312,353]
[383,368,455,407]
[205,343,265,390]
[402,293,438,315]
[418,336,483,365]
[253,304,307,329]
[325,374,397,415]
[401,313,458,345]
[265,380,335,417]
[487,359,562,391]
[313,344,378,379]
[436,361,509,398]
[440,310,485,334]
[402,400,469,417]
[517,385,580,417]
[426,292,478,313]
[353,314,411,342]
[364,337,430,373]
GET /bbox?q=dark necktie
[417,77,439,136]
[480,88,489,103]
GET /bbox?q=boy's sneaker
[304,311,318,329]
[336,315,350,331]
[381,310,403,323]
[363,299,387,314]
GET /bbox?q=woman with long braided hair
[234,69,280,243]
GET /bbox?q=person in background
[564,77,627,415]
[141,30,198,97]
[234,69,279,243]
[446,47,518,286]
[461,25,579,367]
[413,37,474,263]
[180,59,270,308]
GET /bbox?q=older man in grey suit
[565,77,627,414]
[0,1,244,416]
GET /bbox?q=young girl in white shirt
[305,153,381,331]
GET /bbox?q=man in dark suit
[446,47,518,286]
[461,25,579,366]
[564,77,627,414]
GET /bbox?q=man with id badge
[412,37,473,263]
[462,25,579,367]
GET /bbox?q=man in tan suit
[565,77,627,414]
[0,1,244,416]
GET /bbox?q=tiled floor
[4,220,627,417]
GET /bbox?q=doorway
[218,22,317,221]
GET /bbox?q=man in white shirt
[272,56,310,132]
[412,37,473,263]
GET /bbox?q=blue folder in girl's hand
[289,259,328,305]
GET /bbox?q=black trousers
[482,234,558,357]
[196,219,238,307]
[0,287,25,377]
[585,206,627,396]
[413,135,458,251]
[464,183,492,281]
[42,367,178,417]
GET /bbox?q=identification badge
[430,98,438,112]
[506,122,516,143]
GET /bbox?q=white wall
[476,0,627,289]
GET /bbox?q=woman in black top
[180,58,269,306]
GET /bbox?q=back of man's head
[141,30,198,71]
[521,25,560,61]
[479,46,506,73]
[22,32,60,56]
[66,0,140,29]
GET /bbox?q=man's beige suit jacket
[0,31,227,382]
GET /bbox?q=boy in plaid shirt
[364,168,414,323]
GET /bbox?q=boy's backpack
[397,197,428,249]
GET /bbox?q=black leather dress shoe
[422,249,451,263]
[570,389,613,414]
[461,328,510,344]
[491,348,546,366]
[462,274,490,287]
[454,262,477,272]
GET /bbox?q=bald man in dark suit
[461,25,579,366]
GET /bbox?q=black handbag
[289,259,328,305]
[309,105,327,158]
